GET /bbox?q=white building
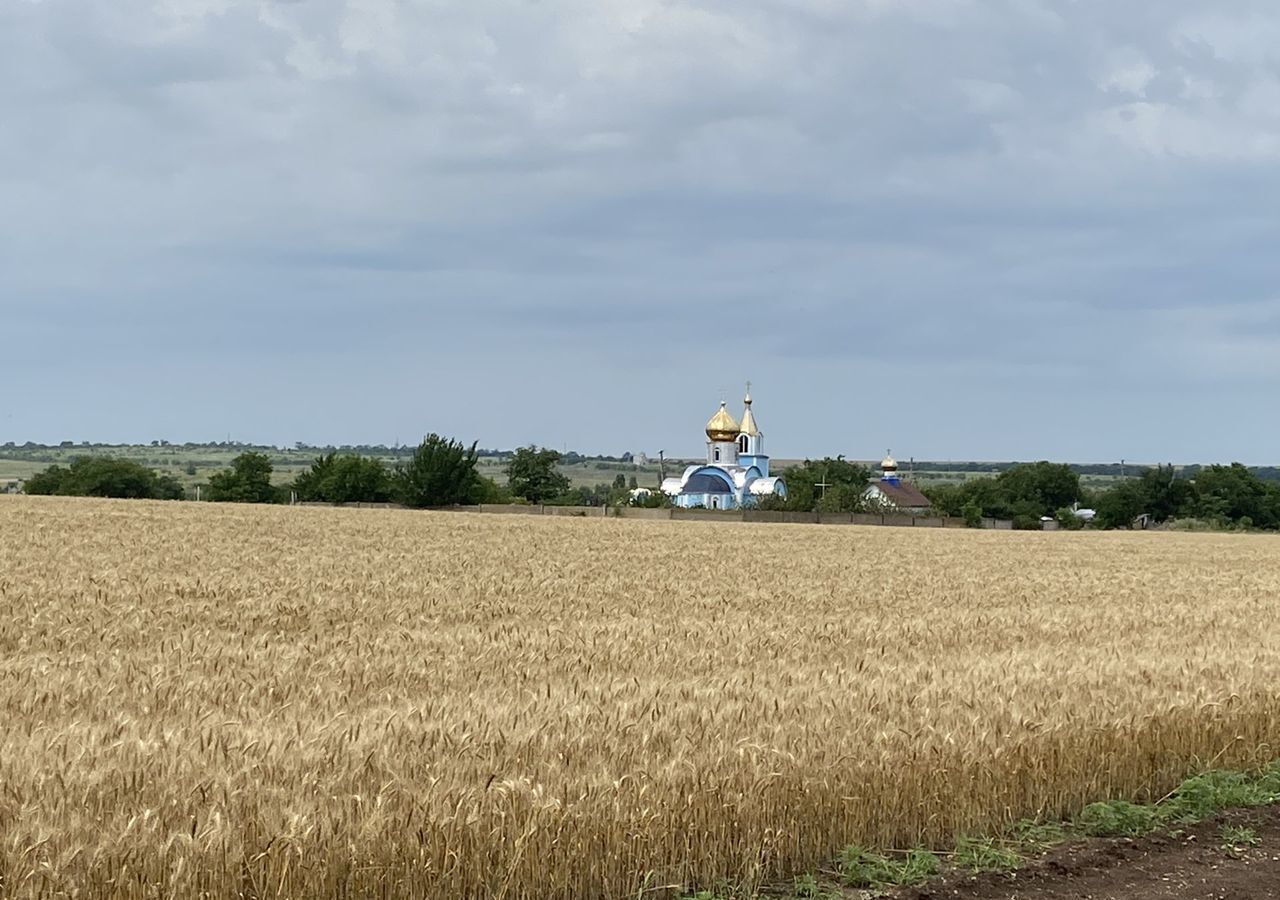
[661,388,787,510]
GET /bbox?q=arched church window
[713,448,720,462]
[738,435,749,453]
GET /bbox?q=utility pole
[658,450,666,486]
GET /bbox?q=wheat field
[2,496,1280,898]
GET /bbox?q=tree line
[22,437,630,508]
[923,461,1280,531]
[21,442,1280,532]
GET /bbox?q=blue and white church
[661,388,787,509]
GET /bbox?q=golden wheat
[2,495,1279,898]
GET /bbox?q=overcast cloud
[3,0,1279,461]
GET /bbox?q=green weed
[952,836,1021,872]
[1005,818,1068,851]
[1078,800,1158,837]
[1160,770,1279,824]
[1219,824,1260,848]
[792,872,820,898]
[839,845,940,888]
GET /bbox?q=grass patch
[1005,818,1068,851]
[839,846,940,888]
[1159,769,1280,824]
[1078,799,1159,837]
[952,836,1022,873]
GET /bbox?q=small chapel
[862,452,932,514]
[661,388,787,509]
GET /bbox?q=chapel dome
[881,452,898,472]
[705,402,741,442]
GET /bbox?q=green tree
[153,473,187,500]
[778,457,871,512]
[24,465,72,495]
[25,457,185,500]
[474,475,512,504]
[1095,480,1146,529]
[927,463,1081,522]
[507,446,572,504]
[1193,463,1272,527]
[923,482,964,517]
[630,489,671,509]
[1133,465,1197,524]
[294,453,392,504]
[207,452,276,503]
[997,462,1081,515]
[394,435,483,508]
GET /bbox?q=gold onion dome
[882,452,898,471]
[740,392,759,437]
[705,402,741,442]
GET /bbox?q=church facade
[661,389,787,509]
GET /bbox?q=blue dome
[683,472,734,494]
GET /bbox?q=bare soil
[897,806,1280,900]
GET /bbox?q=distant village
[6,387,1280,532]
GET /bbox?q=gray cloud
[3,0,1280,461]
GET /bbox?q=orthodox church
[661,389,787,509]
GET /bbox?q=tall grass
[2,496,1279,898]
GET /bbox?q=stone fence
[453,504,1014,530]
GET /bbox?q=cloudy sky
[3,1,1279,462]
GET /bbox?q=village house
[862,453,932,514]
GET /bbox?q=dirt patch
[893,806,1280,900]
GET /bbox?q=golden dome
[705,402,741,442]
[740,392,759,437]
[881,451,898,471]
